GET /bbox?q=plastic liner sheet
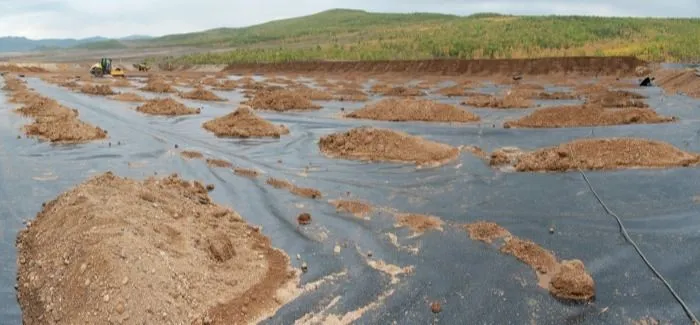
[0,76,699,325]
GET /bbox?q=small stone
[109,142,112,147]
[296,254,301,260]
[301,262,308,273]
[16,135,21,139]
[79,263,87,273]
[117,141,121,145]
[151,269,156,274]
[103,294,110,302]
[63,259,69,265]
[121,277,129,285]
[297,213,311,225]
[84,279,91,286]
[174,144,179,149]
[431,301,442,313]
[334,245,341,255]
[549,227,555,234]
[116,303,125,314]
[206,184,215,192]
[19,257,26,264]
[367,251,373,258]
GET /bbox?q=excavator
[90,58,125,78]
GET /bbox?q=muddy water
[1,77,699,324]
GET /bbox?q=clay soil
[80,84,116,96]
[16,172,299,325]
[497,138,700,172]
[504,104,674,128]
[463,93,533,109]
[136,98,200,116]
[655,69,700,98]
[346,98,480,123]
[330,200,373,218]
[179,87,225,101]
[4,75,107,143]
[244,89,321,111]
[319,127,460,167]
[202,106,290,138]
[465,222,595,301]
[108,92,146,102]
[396,214,444,233]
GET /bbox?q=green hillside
[74,39,127,50]
[129,9,700,64]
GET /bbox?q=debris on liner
[136,98,200,116]
[346,98,480,123]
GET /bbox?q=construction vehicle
[133,62,150,72]
[90,58,125,78]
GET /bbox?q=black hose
[579,169,699,324]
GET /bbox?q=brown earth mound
[181,150,204,159]
[225,57,645,76]
[334,88,369,101]
[112,79,133,87]
[396,214,444,233]
[141,78,175,93]
[16,172,299,325]
[503,105,674,128]
[80,84,116,96]
[202,106,290,138]
[330,200,373,218]
[0,64,47,73]
[347,98,480,123]
[265,177,322,199]
[319,127,460,167]
[370,84,424,97]
[136,98,199,116]
[535,92,578,100]
[108,92,145,102]
[213,80,238,91]
[207,159,233,168]
[244,89,321,111]
[584,90,648,108]
[437,85,473,97]
[292,85,335,100]
[655,69,700,98]
[180,87,225,101]
[234,167,260,178]
[501,138,700,172]
[464,222,595,301]
[463,93,533,109]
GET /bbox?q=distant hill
[0,35,149,53]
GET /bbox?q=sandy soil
[108,92,146,102]
[504,105,675,128]
[333,88,369,102]
[181,150,204,159]
[136,98,200,116]
[112,79,133,87]
[330,200,373,219]
[437,85,474,97]
[179,87,225,101]
[463,93,533,109]
[346,98,480,123]
[395,214,444,233]
[584,90,648,108]
[141,78,175,93]
[0,64,48,73]
[655,69,700,98]
[202,106,290,138]
[370,84,425,97]
[244,89,321,111]
[266,177,323,199]
[234,167,261,178]
[491,138,700,172]
[4,75,107,143]
[80,84,116,96]
[465,221,595,301]
[319,127,460,167]
[206,158,233,168]
[213,79,239,91]
[15,172,299,325]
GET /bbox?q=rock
[103,294,110,302]
[301,262,308,273]
[431,301,442,313]
[549,260,595,301]
[297,213,311,225]
[549,227,555,234]
[121,277,129,285]
[334,245,341,255]
[79,263,87,273]
[115,303,125,314]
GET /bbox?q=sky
[0,0,699,39]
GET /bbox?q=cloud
[0,0,698,39]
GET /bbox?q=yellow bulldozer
[90,58,125,78]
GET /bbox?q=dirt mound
[292,85,335,100]
[213,79,238,91]
[136,98,199,116]
[503,105,674,128]
[534,92,578,100]
[181,150,204,159]
[334,88,369,101]
[80,84,116,96]
[244,89,321,111]
[499,138,700,172]
[463,93,533,109]
[0,64,47,73]
[265,177,322,199]
[225,57,645,76]
[370,84,424,96]
[437,85,474,97]
[655,69,700,98]
[464,222,595,301]
[207,159,233,168]
[202,106,290,138]
[330,200,373,218]
[108,92,145,102]
[584,90,648,108]
[396,214,444,233]
[319,127,460,167]
[16,172,299,325]
[347,98,480,123]
[141,78,175,93]
[180,87,225,101]
[234,167,260,178]
[112,79,133,87]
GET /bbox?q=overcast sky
[1,0,698,39]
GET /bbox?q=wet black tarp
[1,74,699,325]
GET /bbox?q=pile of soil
[179,87,225,101]
[437,85,473,97]
[141,78,175,93]
[202,106,290,138]
[534,92,578,100]
[244,89,321,111]
[80,84,116,96]
[655,69,700,98]
[0,64,47,73]
[292,85,335,101]
[463,93,533,109]
[346,98,480,123]
[206,159,233,168]
[330,200,373,218]
[234,167,260,178]
[112,79,133,87]
[503,105,674,128]
[465,222,595,301]
[213,80,238,91]
[370,84,424,97]
[499,138,700,172]
[136,98,200,116]
[265,177,322,199]
[4,76,107,143]
[334,88,369,102]
[201,77,220,86]
[181,150,204,159]
[319,127,460,167]
[16,172,299,325]
[396,214,444,233]
[584,90,648,108]
[108,92,145,102]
